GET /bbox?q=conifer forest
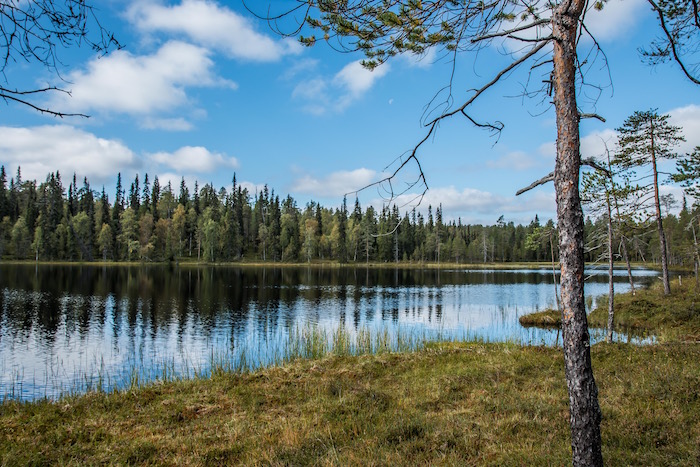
[1,145,699,270]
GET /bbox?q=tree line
[1,152,699,269]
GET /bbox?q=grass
[1,275,699,465]
[0,341,697,465]
[1,258,565,270]
[518,275,700,343]
[587,277,700,342]
[518,308,561,328]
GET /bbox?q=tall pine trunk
[651,125,671,294]
[552,2,603,464]
[606,193,615,343]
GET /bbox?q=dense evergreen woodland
[0,157,698,268]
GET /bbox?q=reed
[1,324,458,402]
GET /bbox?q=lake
[0,264,657,400]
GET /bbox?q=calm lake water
[0,264,657,400]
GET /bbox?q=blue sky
[1,0,699,225]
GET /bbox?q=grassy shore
[518,277,700,342]
[0,258,570,270]
[1,342,697,465]
[588,278,700,342]
[1,275,698,465]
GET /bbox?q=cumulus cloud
[538,128,620,164]
[127,0,300,61]
[583,0,648,42]
[486,151,539,171]
[281,59,320,81]
[51,41,235,116]
[335,61,390,97]
[669,104,700,153]
[292,168,378,197]
[538,105,700,167]
[150,146,239,173]
[0,125,137,186]
[383,185,555,224]
[293,60,390,114]
[580,128,619,160]
[140,117,194,132]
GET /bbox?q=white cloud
[583,0,648,42]
[140,117,194,132]
[292,168,378,197]
[486,151,538,171]
[335,61,390,97]
[538,128,619,164]
[0,125,137,185]
[669,104,700,153]
[239,181,267,196]
[127,0,300,61]
[292,78,328,101]
[282,59,320,81]
[538,141,556,161]
[580,129,619,160]
[402,47,438,69]
[150,146,239,173]
[383,185,555,225]
[293,60,390,114]
[52,41,235,116]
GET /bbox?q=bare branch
[0,1,120,115]
[516,171,554,196]
[426,40,550,128]
[471,18,550,43]
[579,112,606,122]
[0,89,88,118]
[646,0,700,85]
[582,157,610,176]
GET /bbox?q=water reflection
[0,265,657,400]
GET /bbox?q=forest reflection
[0,265,654,399]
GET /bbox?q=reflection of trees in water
[0,265,650,354]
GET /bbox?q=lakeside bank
[1,278,698,465]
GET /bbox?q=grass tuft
[518,308,561,328]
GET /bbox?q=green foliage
[673,146,700,197]
[2,164,700,268]
[614,110,684,170]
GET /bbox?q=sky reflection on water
[0,265,658,400]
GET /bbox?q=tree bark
[608,151,636,295]
[552,2,603,465]
[551,232,561,312]
[606,194,615,344]
[651,127,671,294]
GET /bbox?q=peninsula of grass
[587,278,700,342]
[2,277,699,465]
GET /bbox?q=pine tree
[614,110,685,295]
